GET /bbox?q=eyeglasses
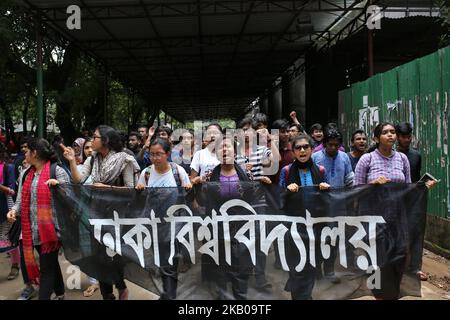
[289,129,299,133]
[149,152,166,159]
[92,135,101,140]
[294,144,311,151]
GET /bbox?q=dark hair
[271,119,290,130]
[395,122,413,135]
[323,129,343,144]
[19,136,31,146]
[309,123,323,134]
[237,118,253,129]
[138,124,148,130]
[253,113,268,127]
[351,129,367,142]
[128,131,141,141]
[96,125,123,152]
[291,134,314,149]
[118,131,128,146]
[0,142,9,162]
[373,122,396,139]
[372,122,396,150]
[83,137,93,158]
[206,123,223,133]
[81,127,92,136]
[325,123,338,134]
[28,138,58,162]
[150,137,172,153]
[289,123,303,132]
[367,144,378,153]
[51,134,64,145]
[155,125,173,137]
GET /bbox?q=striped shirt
[353,149,411,186]
[235,145,272,180]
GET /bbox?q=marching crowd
[0,110,437,300]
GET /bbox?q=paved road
[0,249,448,300]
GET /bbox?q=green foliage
[436,0,450,48]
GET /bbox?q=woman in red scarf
[7,138,70,300]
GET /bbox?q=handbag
[7,217,21,247]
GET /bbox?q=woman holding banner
[7,138,70,300]
[135,137,192,300]
[62,125,140,300]
[353,122,412,300]
[197,136,271,300]
[279,134,330,300]
[353,122,436,300]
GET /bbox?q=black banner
[52,182,427,300]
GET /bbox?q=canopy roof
[18,0,440,121]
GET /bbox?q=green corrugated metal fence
[339,46,450,219]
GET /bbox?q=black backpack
[21,162,58,185]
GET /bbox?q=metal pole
[36,15,44,138]
[104,69,108,125]
[367,0,374,77]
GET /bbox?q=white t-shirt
[138,164,190,188]
[190,148,220,177]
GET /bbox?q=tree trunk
[22,89,30,134]
[0,97,16,147]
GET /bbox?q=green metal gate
[339,46,450,219]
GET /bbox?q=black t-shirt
[399,148,421,183]
[346,152,361,172]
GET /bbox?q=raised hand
[149,127,156,137]
[290,111,297,119]
[61,144,76,162]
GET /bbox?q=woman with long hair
[353,122,434,299]
[7,138,70,300]
[198,136,265,300]
[62,125,140,300]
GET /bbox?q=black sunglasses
[294,144,311,151]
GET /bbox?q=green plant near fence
[338,46,450,219]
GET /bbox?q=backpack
[21,162,58,185]
[143,162,182,187]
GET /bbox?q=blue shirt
[279,165,316,188]
[312,150,354,187]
